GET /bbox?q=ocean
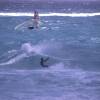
[0,1,100,100]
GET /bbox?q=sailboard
[15,19,41,31]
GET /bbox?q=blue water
[0,1,100,100]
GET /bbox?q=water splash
[0,42,72,66]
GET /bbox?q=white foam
[7,50,17,54]
[49,62,65,71]
[21,43,34,53]
[21,42,73,61]
[0,53,26,66]
[0,43,44,66]
[0,12,100,17]
[0,42,71,66]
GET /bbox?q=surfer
[28,10,39,29]
[15,10,40,30]
[30,10,40,29]
[28,10,40,29]
[33,10,40,28]
[40,57,49,67]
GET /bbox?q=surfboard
[15,19,41,31]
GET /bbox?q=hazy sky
[0,0,100,1]
[0,0,100,3]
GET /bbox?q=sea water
[0,1,100,100]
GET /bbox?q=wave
[0,42,70,66]
[0,12,100,17]
[0,43,35,66]
[0,53,26,66]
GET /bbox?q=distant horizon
[0,0,100,2]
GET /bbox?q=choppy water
[0,1,100,100]
[0,69,100,100]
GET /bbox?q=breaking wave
[0,42,71,66]
[0,12,100,17]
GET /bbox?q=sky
[0,0,100,2]
[0,0,100,3]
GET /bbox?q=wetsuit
[28,11,39,29]
[40,57,49,67]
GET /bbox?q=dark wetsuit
[40,57,49,67]
[28,26,34,29]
